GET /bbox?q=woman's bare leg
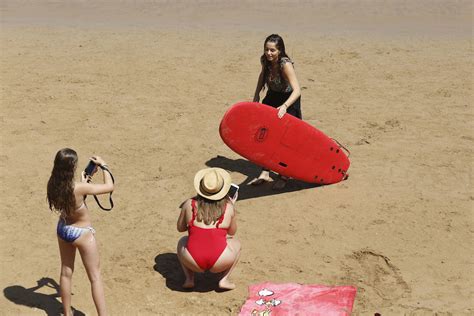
[210,238,241,290]
[177,236,203,288]
[58,237,76,316]
[75,231,107,316]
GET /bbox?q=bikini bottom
[57,219,95,243]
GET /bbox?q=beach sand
[1,1,472,314]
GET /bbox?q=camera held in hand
[84,159,98,176]
[83,157,115,211]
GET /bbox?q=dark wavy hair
[260,34,290,91]
[47,148,78,218]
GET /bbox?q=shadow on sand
[205,155,321,200]
[154,253,228,293]
[3,277,85,316]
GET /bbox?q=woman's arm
[277,62,301,118]
[253,65,265,102]
[177,199,190,232]
[227,208,237,236]
[75,156,114,196]
[76,169,113,196]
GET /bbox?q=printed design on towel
[250,288,282,315]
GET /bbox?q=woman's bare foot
[272,176,288,190]
[248,170,271,186]
[182,278,195,289]
[218,278,236,290]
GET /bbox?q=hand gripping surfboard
[219,102,350,184]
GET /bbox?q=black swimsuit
[262,90,302,119]
[263,57,302,119]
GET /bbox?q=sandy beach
[1,1,472,314]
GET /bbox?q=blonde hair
[196,195,228,225]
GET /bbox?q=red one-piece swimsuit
[187,199,228,271]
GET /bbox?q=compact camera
[84,160,97,176]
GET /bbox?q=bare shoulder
[281,59,295,71]
[73,182,86,194]
[179,198,193,211]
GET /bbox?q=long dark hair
[47,148,78,217]
[260,34,290,91]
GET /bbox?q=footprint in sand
[356,118,402,145]
[341,249,411,306]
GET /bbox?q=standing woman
[251,34,302,190]
[47,148,114,316]
[176,168,241,290]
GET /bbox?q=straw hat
[194,168,232,201]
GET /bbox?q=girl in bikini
[250,34,303,190]
[47,148,114,316]
[176,168,241,290]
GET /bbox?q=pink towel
[239,282,356,316]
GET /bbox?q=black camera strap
[92,166,115,211]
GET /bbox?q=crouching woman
[176,168,241,290]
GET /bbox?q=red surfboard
[219,102,350,184]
